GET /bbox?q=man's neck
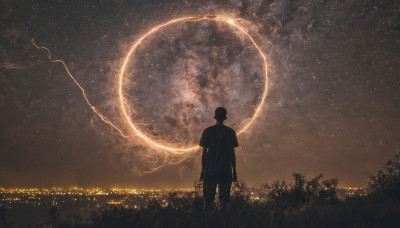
[216,122,224,125]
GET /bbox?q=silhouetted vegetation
[264,173,339,207]
[0,205,7,228]
[369,152,400,202]
[37,154,400,227]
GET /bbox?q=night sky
[1,0,399,188]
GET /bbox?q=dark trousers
[203,174,232,203]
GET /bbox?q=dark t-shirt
[199,124,238,177]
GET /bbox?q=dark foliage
[0,206,7,228]
[38,154,400,228]
[264,173,339,207]
[369,152,400,202]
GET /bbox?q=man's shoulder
[201,126,214,136]
[204,124,236,133]
[203,125,214,132]
[222,125,236,134]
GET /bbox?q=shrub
[369,152,400,201]
[264,173,338,206]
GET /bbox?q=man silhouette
[199,107,238,211]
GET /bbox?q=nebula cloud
[0,0,398,187]
[117,17,268,173]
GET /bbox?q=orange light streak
[119,16,269,152]
[32,39,128,138]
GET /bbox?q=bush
[37,154,400,227]
[264,173,338,206]
[369,152,400,201]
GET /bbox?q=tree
[369,152,400,201]
[264,173,338,205]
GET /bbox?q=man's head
[214,107,227,123]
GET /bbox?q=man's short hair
[214,107,227,122]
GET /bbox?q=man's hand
[232,170,237,182]
[200,170,204,181]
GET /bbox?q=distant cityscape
[0,186,367,209]
[0,186,370,226]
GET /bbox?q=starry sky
[0,0,399,188]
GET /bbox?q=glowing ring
[119,16,268,153]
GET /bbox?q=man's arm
[199,129,208,181]
[231,130,238,182]
[200,147,207,181]
[231,149,237,182]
